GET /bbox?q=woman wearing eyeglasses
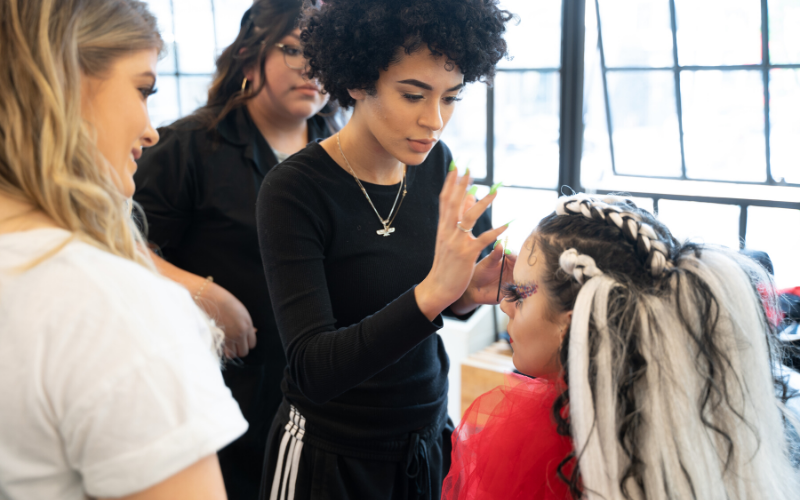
[133,1,333,498]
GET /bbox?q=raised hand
[415,168,508,321]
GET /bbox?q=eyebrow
[396,79,465,92]
[137,71,157,81]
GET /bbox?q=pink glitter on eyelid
[516,283,538,299]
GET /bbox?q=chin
[395,148,432,167]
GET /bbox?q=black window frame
[473,0,800,250]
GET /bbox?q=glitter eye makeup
[515,283,538,299]
[501,282,538,302]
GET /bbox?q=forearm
[282,288,440,404]
[149,250,209,298]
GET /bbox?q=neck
[0,192,59,235]
[246,99,308,155]
[335,110,404,186]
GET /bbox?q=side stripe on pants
[269,406,306,500]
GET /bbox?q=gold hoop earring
[241,77,248,91]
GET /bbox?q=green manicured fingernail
[493,239,502,250]
[504,218,515,227]
[465,168,470,178]
[505,248,512,255]
[489,181,503,195]
[467,186,478,196]
[448,160,456,172]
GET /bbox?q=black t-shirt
[256,140,455,442]
[133,106,331,500]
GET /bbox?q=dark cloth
[133,106,331,500]
[260,400,453,500]
[256,140,460,496]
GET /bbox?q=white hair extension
[560,248,604,284]
[566,244,800,499]
[568,274,629,499]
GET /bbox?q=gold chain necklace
[337,133,408,237]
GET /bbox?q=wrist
[193,276,214,302]
[414,280,448,322]
[450,286,478,316]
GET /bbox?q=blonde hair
[0,0,225,354]
[0,0,162,267]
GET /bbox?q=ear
[242,64,257,83]
[348,88,367,102]
[559,310,573,341]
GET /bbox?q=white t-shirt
[0,229,248,499]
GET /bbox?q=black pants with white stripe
[259,400,453,500]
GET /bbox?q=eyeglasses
[274,43,307,71]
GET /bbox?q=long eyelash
[502,283,522,302]
[502,283,538,302]
[403,93,424,101]
[140,86,158,98]
[444,96,463,103]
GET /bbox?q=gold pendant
[377,227,396,237]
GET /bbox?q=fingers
[476,223,509,248]
[440,169,472,228]
[459,191,497,230]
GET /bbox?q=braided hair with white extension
[531,194,799,499]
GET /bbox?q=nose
[499,297,513,318]
[418,99,443,132]
[141,119,159,148]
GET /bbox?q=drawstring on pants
[405,432,431,499]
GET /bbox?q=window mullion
[593,0,616,178]
[761,0,774,184]
[558,0,586,191]
[668,0,687,180]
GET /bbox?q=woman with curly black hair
[255,0,514,498]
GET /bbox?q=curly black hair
[301,0,514,107]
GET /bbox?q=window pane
[598,0,674,68]
[657,200,740,249]
[581,0,614,189]
[440,83,487,179]
[491,188,558,253]
[769,69,800,184]
[173,0,217,74]
[607,70,681,176]
[144,0,176,74]
[148,76,180,128]
[768,0,800,64]
[630,197,654,214]
[213,0,253,55]
[494,72,560,189]
[747,206,800,289]
[681,70,766,182]
[674,0,761,66]
[498,0,561,69]
[179,75,213,116]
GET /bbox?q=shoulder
[7,234,211,354]
[262,142,333,191]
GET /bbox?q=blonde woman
[0,1,247,499]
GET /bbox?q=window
[144,0,253,127]
[441,0,564,251]
[142,0,800,286]
[581,0,800,287]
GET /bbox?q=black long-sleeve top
[256,140,454,442]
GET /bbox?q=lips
[294,84,320,93]
[131,148,142,161]
[407,138,436,154]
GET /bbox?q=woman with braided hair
[443,194,800,499]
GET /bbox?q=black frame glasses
[274,43,307,71]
